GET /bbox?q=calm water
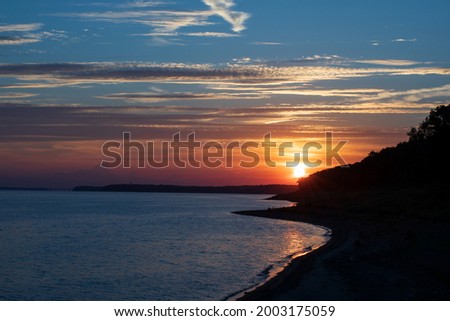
[0,191,330,300]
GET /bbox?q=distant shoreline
[73,184,298,195]
[0,184,298,195]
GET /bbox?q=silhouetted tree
[297,104,450,193]
[408,104,450,142]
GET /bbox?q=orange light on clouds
[0,128,408,188]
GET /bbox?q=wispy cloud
[361,84,450,104]
[186,31,239,38]
[202,0,250,33]
[0,23,45,46]
[0,35,41,45]
[0,92,38,99]
[0,23,68,46]
[75,1,169,9]
[272,55,343,66]
[251,41,283,46]
[0,60,449,89]
[0,23,43,33]
[138,31,240,38]
[0,58,449,117]
[59,0,249,41]
[61,10,213,36]
[392,38,417,43]
[99,91,266,103]
[117,1,168,8]
[355,59,419,66]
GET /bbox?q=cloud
[202,0,250,33]
[0,62,262,88]
[98,91,266,103]
[0,102,430,161]
[0,35,41,45]
[392,38,417,43]
[0,23,67,46]
[230,57,258,64]
[59,0,250,40]
[264,88,384,98]
[0,23,43,33]
[0,23,45,46]
[251,41,283,46]
[60,10,213,34]
[0,60,449,91]
[0,92,38,99]
[40,30,69,41]
[400,85,450,102]
[362,84,450,104]
[138,31,240,38]
[354,59,419,66]
[185,31,239,38]
[0,59,449,114]
[76,1,168,9]
[272,55,344,66]
[117,1,168,8]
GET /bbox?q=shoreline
[232,207,351,300]
[233,206,450,300]
[226,236,331,301]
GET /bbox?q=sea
[0,190,330,300]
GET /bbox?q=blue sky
[1,0,450,187]
[1,0,449,63]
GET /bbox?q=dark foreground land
[235,188,450,300]
[236,105,450,300]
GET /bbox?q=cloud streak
[0,23,43,33]
[0,23,68,46]
[0,23,45,46]
[0,36,41,45]
[0,60,449,89]
[359,84,450,104]
[59,0,249,40]
[251,41,283,46]
[186,31,239,38]
[117,1,168,8]
[0,23,43,32]
[0,92,38,99]
[0,58,449,116]
[202,0,250,33]
[98,91,266,103]
[354,59,420,66]
[392,38,417,43]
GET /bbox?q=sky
[1,0,450,188]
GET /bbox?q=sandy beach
[234,206,450,300]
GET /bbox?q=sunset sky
[1,0,450,188]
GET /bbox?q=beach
[234,205,450,300]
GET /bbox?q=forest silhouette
[276,104,450,218]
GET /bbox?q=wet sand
[234,206,450,300]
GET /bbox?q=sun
[293,164,307,179]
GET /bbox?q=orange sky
[0,122,411,188]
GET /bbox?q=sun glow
[293,164,307,178]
